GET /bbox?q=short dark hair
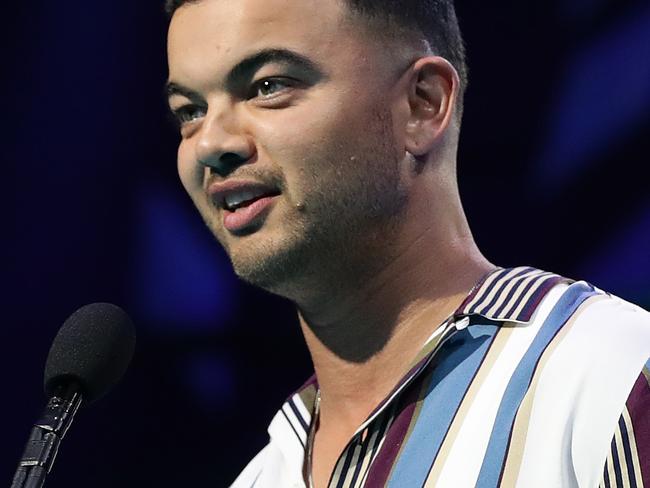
[165,0,468,111]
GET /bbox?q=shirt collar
[268,266,568,470]
[455,266,567,324]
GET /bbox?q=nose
[194,111,255,177]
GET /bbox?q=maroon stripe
[363,376,424,486]
[517,275,567,321]
[626,371,650,486]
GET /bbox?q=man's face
[167,0,410,295]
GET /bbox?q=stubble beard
[204,109,409,302]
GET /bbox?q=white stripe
[607,446,617,488]
[339,442,364,488]
[621,406,645,488]
[356,412,396,488]
[462,267,512,313]
[507,273,556,321]
[488,271,551,319]
[480,269,542,317]
[281,403,308,445]
[292,393,313,426]
[266,409,307,485]
[515,288,650,488]
[330,444,349,487]
[433,283,566,488]
[614,420,631,488]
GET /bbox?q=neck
[296,209,494,431]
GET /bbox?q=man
[164,0,650,486]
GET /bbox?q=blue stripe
[475,282,596,488]
[387,324,500,487]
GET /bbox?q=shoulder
[524,279,650,425]
[536,280,650,371]
[516,278,650,485]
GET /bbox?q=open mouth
[208,179,283,233]
[223,189,278,211]
[222,189,281,212]
[223,193,278,235]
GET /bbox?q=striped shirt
[231,267,650,487]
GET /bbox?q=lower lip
[223,195,278,233]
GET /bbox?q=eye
[248,78,296,100]
[172,104,206,125]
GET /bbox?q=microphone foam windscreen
[44,303,136,403]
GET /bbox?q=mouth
[208,180,282,233]
[222,187,280,212]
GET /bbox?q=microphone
[11,303,136,488]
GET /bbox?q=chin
[228,237,315,298]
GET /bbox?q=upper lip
[207,179,281,210]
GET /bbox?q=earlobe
[404,57,458,157]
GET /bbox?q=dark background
[1,0,648,486]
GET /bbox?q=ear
[404,56,459,157]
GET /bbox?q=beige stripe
[607,446,617,488]
[355,417,391,488]
[350,414,388,488]
[422,326,514,487]
[499,295,606,487]
[362,411,397,487]
[614,419,632,488]
[494,272,550,319]
[298,386,318,418]
[508,274,556,320]
[463,268,513,312]
[483,270,543,318]
[351,419,387,488]
[622,406,645,488]
[339,442,363,488]
[352,441,375,488]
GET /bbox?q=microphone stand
[11,382,83,488]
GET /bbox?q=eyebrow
[165,48,324,102]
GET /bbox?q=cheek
[254,92,365,167]
[176,140,205,195]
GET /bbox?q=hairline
[166,0,466,119]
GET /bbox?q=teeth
[224,190,265,210]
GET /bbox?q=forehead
[170,0,346,41]
[167,0,384,88]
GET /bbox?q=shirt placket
[332,401,402,488]
[306,316,470,488]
